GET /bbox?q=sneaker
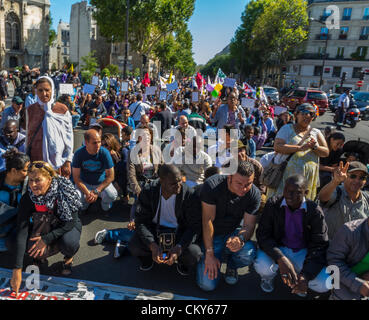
[224,267,239,285]
[260,278,274,293]
[113,241,128,259]
[176,263,189,276]
[94,229,107,244]
[139,260,154,272]
[296,292,307,298]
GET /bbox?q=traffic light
[341,72,347,82]
[360,71,365,81]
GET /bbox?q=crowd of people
[0,66,369,300]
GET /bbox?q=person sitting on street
[0,96,23,130]
[0,150,30,252]
[0,120,26,172]
[128,164,202,276]
[318,161,369,240]
[241,125,256,159]
[327,218,369,300]
[197,161,261,291]
[10,161,83,297]
[173,136,213,188]
[72,129,118,215]
[255,174,330,296]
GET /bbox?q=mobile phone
[162,253,168,260]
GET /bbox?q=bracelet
[206,248,214,253]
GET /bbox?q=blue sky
[51,0,249,65]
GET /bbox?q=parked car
[281,88,329,115]
[262,86,280,103]
[352,91,369,120]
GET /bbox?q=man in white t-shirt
[128,164,202,276]
[129,93,151,126]
[336,88,350,131]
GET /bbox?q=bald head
[84,129,101,142]
[3,120,19,143]
[179,115,189,129]
[84,129,102,155]
[140,115,150,126]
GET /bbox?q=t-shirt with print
[201,174,261,236]
[72,146,114,185]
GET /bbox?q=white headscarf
[37,76,74,169]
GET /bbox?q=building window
[339,27,349,40]
[360,27,369,40]
[342,8,352,21]
[5,13,21,50]
[353,67,362,78]
[364,8,369,20]
[358,46,368,58]
[332,67,342,77]
[314,66,323,76]
[337,47,345,58]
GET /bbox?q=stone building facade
[0,0,51,71]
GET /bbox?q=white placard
[59,84,74,95]
[121,81,129,92]
[83,84,96,95]
[224,78,237,88]
[159,91,167,101]
[146,86,157,96]
[191,92,199,102]
[166,81,178,92]
[273,106,288,116]
[91,76,99,86]
[241,98,255,109]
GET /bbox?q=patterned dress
[266,124,320,201]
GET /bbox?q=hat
[348,161,368,176]
[12,96,23,105]
[237,140,246,150]
[89,123,103,130]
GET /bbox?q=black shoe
[176,263,190,276]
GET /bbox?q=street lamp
[309,17,329,89]
[123,0,130,80]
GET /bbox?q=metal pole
[123,0,130,80]
[320,28,329,89]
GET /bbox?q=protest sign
[159,91,167,101]
[224,78,236,88]
[241,98,255,109]
[146,86,157,96]
[91,76,99,86]
[59,84,74,95]
[166,81,178,92]
[192,91,199,102]
[274,106,288,116]
[121,81,129,92]
[83,84,96,95]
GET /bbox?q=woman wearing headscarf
[10,161,82,296]
[26,76,73,178]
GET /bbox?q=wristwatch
[237,234,246,246]
[93,189,100,196]
[312,145,318,151]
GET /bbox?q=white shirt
[153,192,178,229]
[338,93,350,110]
[129,101,151,121]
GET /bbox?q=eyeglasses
[299,110,315,117]
[348,174,367,181]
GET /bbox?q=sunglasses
[28,162,53,175]
[300,110,315,117]
[348,174,367,181]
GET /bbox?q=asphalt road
[0,85,368,300]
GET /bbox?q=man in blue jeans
[197,161,261,291]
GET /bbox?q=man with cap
[0,97,23,130]
[318,161,369,240]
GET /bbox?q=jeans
[254,247,330,293]
[196,228,256,291]
[106,228,134,243]
[71,114,81,128]
[76,182,118,212]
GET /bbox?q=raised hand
[332,161,349,185]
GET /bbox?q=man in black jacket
[152,101,174,138]
[128,164,202,275]
[255,174,330,296]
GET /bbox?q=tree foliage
[81,51,99,83]
[199,54,234,78]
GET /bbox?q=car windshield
[307,92,327,100]
[263,88,278,94]
[292,90,306,98]
[354,92,369,103]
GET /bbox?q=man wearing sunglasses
[318,161,369,240]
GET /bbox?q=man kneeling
[255,175,330,296]
[128,164,201,275]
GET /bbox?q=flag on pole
[196,72,204,90]
[215,68,226,85]
[168,71,173,84]
[142,73,151,87]
[159,76,167,89]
